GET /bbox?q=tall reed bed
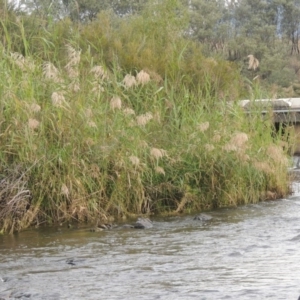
[0,14,292,233]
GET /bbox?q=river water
[1,182,300,299]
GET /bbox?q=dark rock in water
[122,224,135,229]
[90,227,103,232]
[133,218,153,229]
[90,223,114,232]
[10,291,32,298]
[0,276,13,283]
[97,223,113,230]
[193,213,212,221]
[66,258,76,266]
[92,218,153,230]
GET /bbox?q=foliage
[0,1,293,233]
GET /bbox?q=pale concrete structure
[239,98,300,154]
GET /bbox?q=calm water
[1,183,300,299]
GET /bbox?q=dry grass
[0,167,36,234]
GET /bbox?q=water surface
[1,183,300,299]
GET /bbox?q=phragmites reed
[43,62,62,83]
[197,121,209,132]
[87,121,97,128]
[110,96,122,110]
[28,118,40,130]
[155,166,165,176]
[10,52,35,71]
[123,74,137,88]
[129,155,140,166]
[212,132,221,143]
[51,91,67,107]
[27,103,41,113]
[136,70,151,85]
[136,112,153,126]
[253,161,273,174]
[150,147,167,160]
[223,132,248,152]
[61,184,69,198]
[65,45,81,82]
[91,83,104,95]
[247,54,259,71]
[123,107,135,116]
[266,145,288,166]
[90,65,108,80]
[65,45,81,68]
[230,132,248,148]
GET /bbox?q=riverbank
[0,11,293,234]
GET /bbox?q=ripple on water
[1,198,300,299]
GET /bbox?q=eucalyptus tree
[60,0,148,21]
[187,0,229,53]
[279,0,300,54]
[17,0,148,21]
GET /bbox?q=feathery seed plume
[155,166,165,176]
[43,62,62,83]
[91,83,104,95]
[204,144,215,152]
[123,108,135,116]
[28,103,41,113]
[69,81,80,92]
[198,121,209,132]
[129,155,140,166]
[110,96,122,110]
[139,140,148,148]
[87,121,97,128]
[223,143,238,152]
[212,133,221,143]
[90,65,108,80]
[238,153,250,162]
[247,54,259,71]
[136,70,150,85]
[150,147,167,160]
[65,45,81,80]
[65,44,81,67]
[89,164,100,178]
[123,74,137,88]
[223,132,248,152]
[28,118,40,130]
[51,91,66,107]
[267,145,288,165]
[61,184,69,198]
[253,161,272,174]
[230,132,248,148]
[136,112,153,126]
[10,52,35,71]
